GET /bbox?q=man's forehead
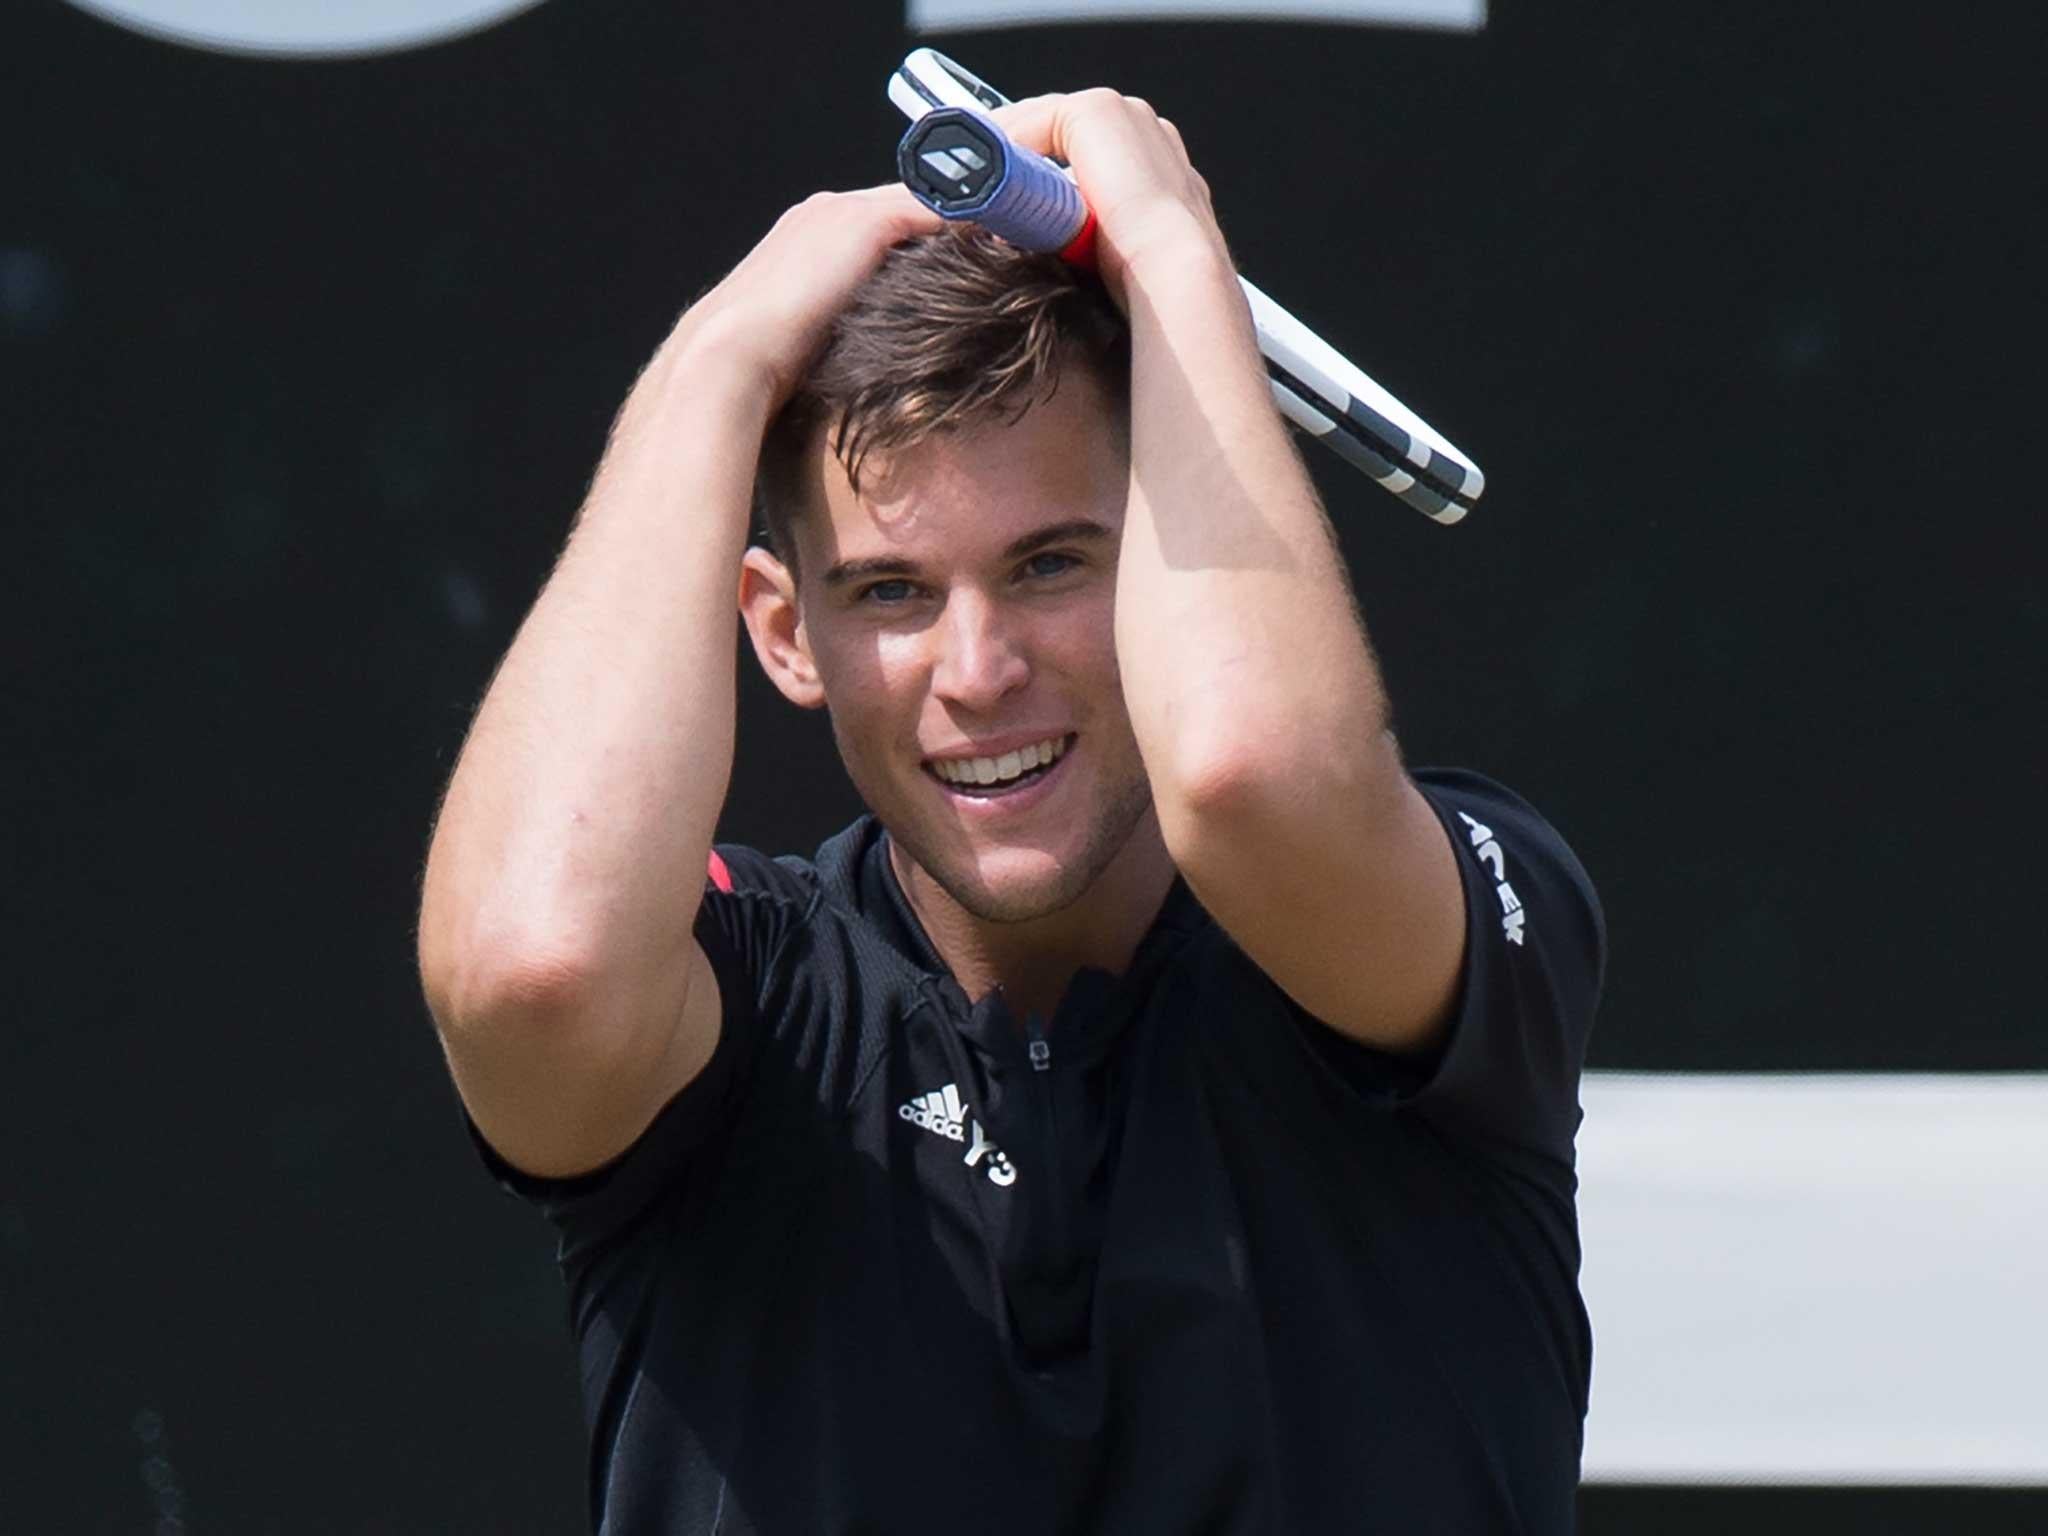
[801,398,1127,572]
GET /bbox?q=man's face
[788,370,1153,924]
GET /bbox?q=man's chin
[880,767,1154,927]
[929,851,1085,926]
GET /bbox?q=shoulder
[705,814,900,918]
[1407,767,1605,969]
[702,817,931,1105]
[704,840,821,909]
[692,839,822,1016]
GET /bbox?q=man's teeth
[932,735,1069,787]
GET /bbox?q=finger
[992,91,1188,170]
[987,92,1069,160]
[840,181,927,202]
[828,183,947,237]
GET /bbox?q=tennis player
[418,90,1603,1534]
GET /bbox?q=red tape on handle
[1057,210,1098,269]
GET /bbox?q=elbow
[1154,714,1401,868]
[1152,738,1296,871]
[419,917,599,1046]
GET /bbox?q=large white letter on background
[60,0,553,58]
[911,0,1484,32]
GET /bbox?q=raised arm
[1000,94,1467,1055]
[416,189,940,1177]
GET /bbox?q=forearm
[418,333,771,1019]
[1113,231,1395,829]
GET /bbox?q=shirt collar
[827,813,1207,1026]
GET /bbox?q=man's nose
[930,591,1029,710]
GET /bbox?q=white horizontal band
[1579,1072,2048,1484]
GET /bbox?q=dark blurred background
[4,0,2040,1529]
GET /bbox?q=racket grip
[897,108,1096,264]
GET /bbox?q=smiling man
[418,91,1604,1535]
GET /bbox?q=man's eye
[859,579,918,605]
[1021,552,1079,580]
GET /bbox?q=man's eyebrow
[820,521,1115,588]
[821,555,921,588]
[1002,520,1116,560]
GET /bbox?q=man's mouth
[924,733,1075,798]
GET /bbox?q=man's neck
[889,819,1180,1026]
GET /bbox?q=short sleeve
[1400,770,1605,1163]
[465,844,816,1245]
[1310,769,1606,1167]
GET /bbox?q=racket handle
[897,108,1097,265]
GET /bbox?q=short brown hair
[753,225,1129,576]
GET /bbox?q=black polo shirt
[472,767,1605,1534]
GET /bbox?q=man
[417,92,1603,1534]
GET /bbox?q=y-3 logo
[1457,811,1527,946]
[899,1083,1017,1187]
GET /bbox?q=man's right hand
[657,185,943,409]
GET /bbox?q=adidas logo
[899,1082,970,1141]
[899,1082,1018,1188]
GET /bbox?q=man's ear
[738,546,827,710]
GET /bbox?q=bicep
[438,932,724,1181]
